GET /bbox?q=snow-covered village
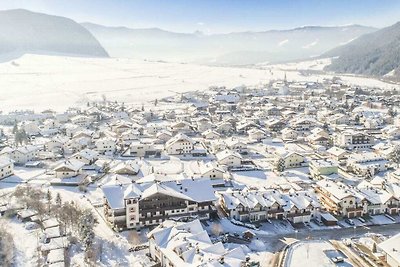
[2,1,400,267]
[1,75,400,267]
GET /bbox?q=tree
[46,190,52,214]
[366,168,374,180]
[78,209,98,263]
[12,122,18,134]
[127,230,141,246]
[0,226,14,267]
[210,222,223,236]
[55,193,62,207]
[388,145,400,167]
[275,157,285,172]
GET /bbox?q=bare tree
[0,225,14,267]
[127,230,141,246]
[211,222,223,236]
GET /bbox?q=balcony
[286,211,311,218]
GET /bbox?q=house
[110,160,140,175]
[357,181,399,215]
[148,219,250,267]
[95,137,116,154]
[70,115,91,127]
[291,118,319,132]
[169,121,192,134]
[306,132,331,147]
[156,130,173,143]
[194,117,212,132]
[219,189,319,223]
[201,129,221,140]
[382,126,400,140]
[199,161,225,179]
[45,136,69,152]
[165,133,194,155]
[316,179,365,218]
[347,152,388,176]
[224,137,248,154]
[328,113,349,125]
[281,128,298,141]
[0,157,14,179]
[378,233,400,267]
[128,140,158,157]
[119,130,140,145]
[20,121,40,135]
[10,145,40,165]
[275,150,306,169]
[265,106,281,116]
[215,121,232,134]
[53,159,85,179]
[70,149,98,165]
[216,150,242,168]
[309,159,338,180]
[327,146,347,161]
[264,118,285,132]
[102,178,216,230]
[335,130,374,150]
[248,128,266,141]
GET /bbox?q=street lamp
[295,230,298,240]
[353,226,356,237]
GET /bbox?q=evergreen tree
[55,193,62,207]
[12,122,18,134]
[275,157,285,172]
[389,145,400,167]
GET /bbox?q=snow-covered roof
[0,156,13,168]
[148,219,246,266]
[54,159,85,172]
[378,233,400,264]
[216,150,242,161]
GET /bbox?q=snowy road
[259,223,400,253]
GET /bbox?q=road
[258,223,400,253]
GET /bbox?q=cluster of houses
[1,78,400,266]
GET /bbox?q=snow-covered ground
[0,54,398,113]
[0,218,40,267]
[285,241,350,267]
[0,54,272,113]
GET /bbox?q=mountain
[82,23,375,65]
[324,21,400,79]
[0,9,108,61]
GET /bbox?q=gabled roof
[54,159,85,172]
[166,133,194,147]
[141,183,193,201]
[216,149,242,161]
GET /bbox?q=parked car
[345,218,355,225]
[330,256,344,263]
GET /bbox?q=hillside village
[1,76,400,267]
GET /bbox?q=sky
[0,0,399,33]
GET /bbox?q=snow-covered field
[0,54,273,112]
[0,54,399,113]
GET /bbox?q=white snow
[0,54,271,113]
[302,39,319,49]
[278,39,289,47]
[0,218,39,267]
[0,54,398,113]
[286,241,347,267]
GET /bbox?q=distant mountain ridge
[82,22,376,65]
[0,9,108,61]
[324,21,400,79]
